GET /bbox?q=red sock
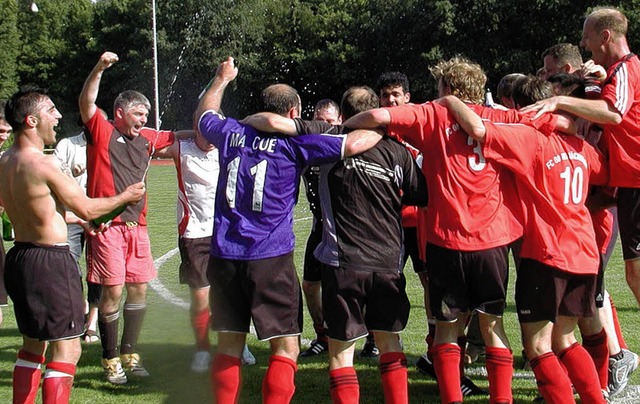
[329,367,359,404]
[582,328,609,390]
[211,354,241,404]
[529,352,573,403]
[432,343,462,404]
[610,295,628,349]
[558,342,606,403]
[13,350,46,404]
[456,336,467,377]
[262,355,297,404]
[379,352,408,404]
[191,309,210,351]
[485,347,513,404]
[42,362,76,404]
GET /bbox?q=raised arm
[342,108,392,129]
[240,112,298,135]
[195,56,238,120]
[436,95,487,142]
[79,52,119,123]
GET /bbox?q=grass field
[0,163,639,403]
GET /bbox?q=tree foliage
[4,0,640,133]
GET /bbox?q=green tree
[0,0,21,100]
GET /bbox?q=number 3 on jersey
[226,156,267,212]
[467,136,486,171]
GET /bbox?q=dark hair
[340,86,379,120]
[0,100,6,122]
[261,84,300,115]
[547,73,586,97]
[512,76,554,107]
[541,43,583,70]
[376,72,410,94]
[314,98,339,113]
[496,73,526,100]
[5,86,50,131]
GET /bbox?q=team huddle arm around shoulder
[343,108,392,129]
[438,96,487,142]
[240,113,299,135]
[343,128,384,157]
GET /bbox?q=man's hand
[97,52,119,71]
[519,96,564,119]
[80,219,108,236]
[580,60,607,81]
[124,182,146,205]
[216,56,238,83]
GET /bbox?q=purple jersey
[198,110,347,259]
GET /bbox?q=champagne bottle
[92,204,127,227]
[1,211,14,241]
[484,88,495,107]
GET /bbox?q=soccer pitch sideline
[0,164,638,403]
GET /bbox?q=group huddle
[2,4,640,404]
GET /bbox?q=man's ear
[115,107,124,120]
[25,114,38,128]
[287,106,299,119]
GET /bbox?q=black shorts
[178,236,211,289]
[0,241,7,306]
[303,220,323,282]
[426,243,509,321]
[403,227,426,273]
[321,264,410,341]
[5,242,85,341]
[617,188,640,260]
[516,258,596,323]
[208,252,302,341]
[595,254,606,308]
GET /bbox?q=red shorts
[86,223,156,285]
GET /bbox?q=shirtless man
[0,87,144,403]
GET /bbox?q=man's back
[316,136,426,270]
[198,110,346,260]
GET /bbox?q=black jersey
[293,119,428,272]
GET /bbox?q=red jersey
[84,112,174,225]
[483,122,608,274]
[388,102,524,251]
[601,54,640,187]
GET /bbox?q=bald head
[261,84,301,116]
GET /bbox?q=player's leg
[264,336,299,404]
[43,338,82,404]
[14,337,47,403]
[554,316,607,403]
[98,283,127,384]
[328,339,358,404]
[374,331,407,404]
[478,312,512,403]
[120,282,149,376]
[517,259,573,403]
[212,331,246,404]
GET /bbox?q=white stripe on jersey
[615,62,629,113]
